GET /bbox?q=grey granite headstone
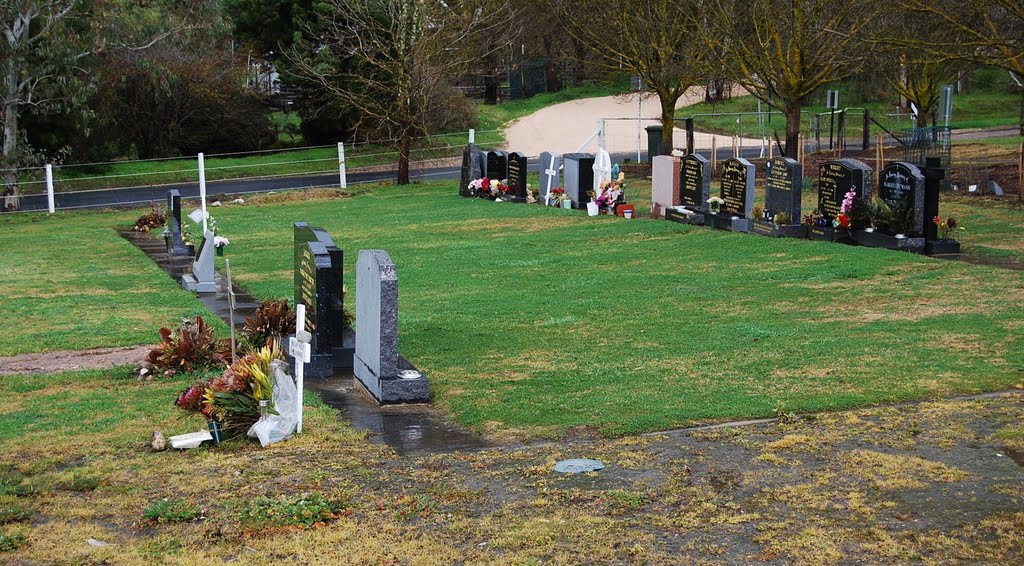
[990,180,1004,196]
[459,143,483,197]
[719,158,755,220]
[182,230,216,293]
[563,153,595,209]
[651,155,680,218]
[539,151,561,203]
[879,162,926,236]
[165,190,191,256]
[507,152,528,202]
[818,159,874,219]
[765,156,803,223]
[680,154,711,210]
[354,250,429,404]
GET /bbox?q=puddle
[307,377,490,456]
[123,230,490,457]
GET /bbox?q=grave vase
[586,201,600,216]
[561,199,572,209]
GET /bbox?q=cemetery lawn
[0,210,225,356]
[212,182,1024,438]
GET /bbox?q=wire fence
[3,129,512,214]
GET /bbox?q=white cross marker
[289,304,312,434]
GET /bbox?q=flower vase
[216,245,224,257]
[586,201,600,216]
[561,200,572,209]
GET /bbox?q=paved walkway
[504,87,762,157]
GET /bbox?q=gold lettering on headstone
[299,247,317,333]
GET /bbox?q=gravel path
[504,86,761,157]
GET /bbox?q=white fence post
[337,142,347,189]
[198,153,207,233]
[45,164,54,214]
[468,128,475,144]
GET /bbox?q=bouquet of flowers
[468,178,511,200]
[548,187,568,205]
[706,196,725,213]
[833,188,856,229]
[933,216,962,241]
[589,176,626,210]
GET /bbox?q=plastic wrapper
[247,359,298,447]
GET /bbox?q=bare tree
[565,0,710,154]
[699,0,881,157]
[288,0,509,184]
[1,1,75,210]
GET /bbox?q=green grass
[0,210,224,356]
[213,182,1023,436]
[4,181,1023,436]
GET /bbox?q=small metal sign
[554,458,605,474]
[826,90,840,110]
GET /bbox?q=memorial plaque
[818,159,874,219]
[650,155,680,218]
[719,158,754,218]
[507,152,528,201]
[563,153,595,209]
[486,150,508,181]
[879,162,926,236]
[764,156,802,222]
[539,151,561,203]
[680,154,711,209]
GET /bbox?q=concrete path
[504,86,763,158]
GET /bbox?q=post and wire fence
[2,129,503,214]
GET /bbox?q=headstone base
[665,207,703,225]
[749,220,808,238]
[296,327,355,378]
[807,226,854,243]
[706,212,748,232]
[354,355,430,405]
[181,274,217,293]
[853,230,925,253]
[925,240,961,255]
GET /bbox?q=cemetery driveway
[504,86,761,157]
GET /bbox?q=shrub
[147,316,229,375]
[0,531,26,552]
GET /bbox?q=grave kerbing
[353,250,429,404]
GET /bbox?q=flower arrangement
[175,342,283,437]
[773,212,790,226]
[132,205,166,232]
[933,216,963,241]
[548,187,569,205]
[804,209,823,226]
[707,196,725,213]
[588,178,624,210]
[833,188,857,229]
[468,178,511,200]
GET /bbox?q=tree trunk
[3,64,20,211]
[784,104,801,158]
[541,33,560,93]
[659,93,678,155]
[397,129,411,185]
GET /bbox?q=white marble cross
[544,153,558,206]
[593,148,612,192]
[288,304,312,434]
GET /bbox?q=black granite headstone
[719,158,755,218]
[817,159,874,219]
[764,156,802,222]
[486,151,509,181]
[878,162,926,236]
[679,154,711,209]
[293,222,352,376]
[563,153,595,209]
[166,190,191,256]
[507,152,528,202]
[923,157,944,242]
[459,143,483,197]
